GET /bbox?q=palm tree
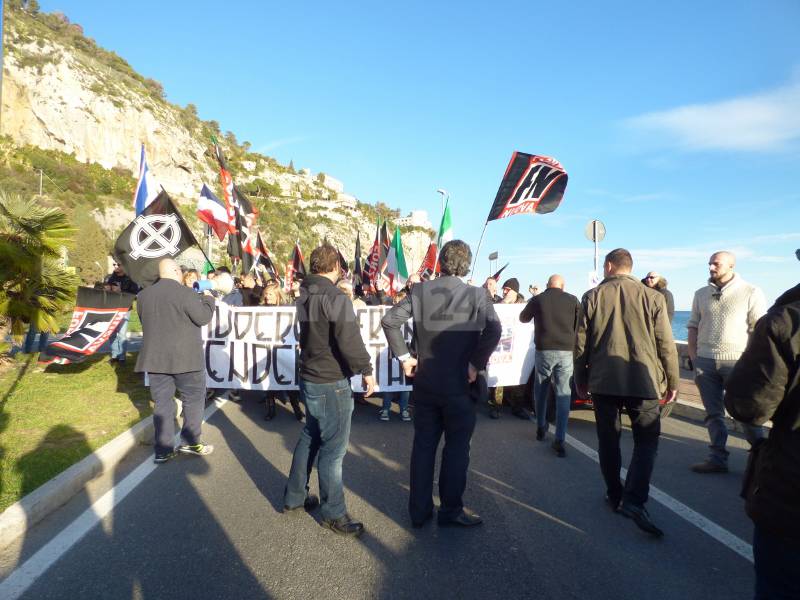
[0,191,78,340]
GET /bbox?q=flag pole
[470,220,489,279]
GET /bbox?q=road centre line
[0,398,228,600]
[564,433,754,563]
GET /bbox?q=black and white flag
[113,190,198,287]
[42,287,136,365]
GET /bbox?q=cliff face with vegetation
[0,1,433,280]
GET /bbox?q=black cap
[501,278,519,293]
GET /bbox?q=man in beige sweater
[688,251,766,473]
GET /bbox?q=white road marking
[565,433,754,563]
[0,397,227,600]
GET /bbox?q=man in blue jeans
[284,244,376,537]
[520,274,580,457]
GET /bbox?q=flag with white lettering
[487,152,568,221]
[41,287,135,365]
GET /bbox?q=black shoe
[619,503,664,538]
[604,493,621,513]
[322,514,364,537]
[551,440,566,457]
[691,460,729,474]
[411,511,434,529]
[438,511,483,527]
[536,427,546,441]
[109,356,120,364]
[489,406,500,419]
[512,409,531,421]
[264,397,276,421]
[284,494,320,513]
[154,451,176,464]
[290,397,304,421]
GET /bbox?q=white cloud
[625,80,800,152]
[257,136,309,153]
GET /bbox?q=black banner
[42,287,135,364]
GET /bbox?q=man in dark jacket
[135,259,216,463]
[724,280,800,599]
[284,244,376,538]
[382,240,502,528]
[105,261,140,363]
[642,272,675,323]
[520,274,580,456]
[575,248,679,537]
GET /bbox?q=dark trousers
[149,371,206,456]
[409,389,476,522]
[284,378,354,521]
[593,394,660,507]
[754,526,800,599]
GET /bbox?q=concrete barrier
[0,416,153,551]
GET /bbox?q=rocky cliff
[0,3,433,271]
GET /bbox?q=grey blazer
[135,279,216,374]
[382,276,502,396]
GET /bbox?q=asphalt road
[2,395,755,600]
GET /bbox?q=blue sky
[38,0,800,307]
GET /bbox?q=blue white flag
[133,144,160,215]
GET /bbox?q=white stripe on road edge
[0,397,228,600]
[564,433,754,563]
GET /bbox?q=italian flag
[386,226,408,294]
[437,198,453,248]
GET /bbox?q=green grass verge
[0,353,151,513]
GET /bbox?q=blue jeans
[533,349,573,442]
[284,378,354,520]
[381,391,410,412]
[23,325,50,354]
[109,313,130,360]
[754,526,800,599]
[694,356,764,465]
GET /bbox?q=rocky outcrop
[0,6,433,268]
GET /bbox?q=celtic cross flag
[113,190,199,287]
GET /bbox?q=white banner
[202,304,535,391]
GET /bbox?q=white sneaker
[401,409,412,422]
[378,409,390,421]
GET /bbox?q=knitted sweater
[688,274,766,361]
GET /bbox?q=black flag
[491,262,509,281]
[487,152,568,221]
[353,231,363,287]
[113,190,198,287]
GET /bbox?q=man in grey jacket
[135,259,216,463]
[382,240,502,528]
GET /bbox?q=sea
[673,310,690,342]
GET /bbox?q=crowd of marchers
[93,241,798,600]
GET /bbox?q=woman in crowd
[183,269,199,288]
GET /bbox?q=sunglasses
[645,275,658,280]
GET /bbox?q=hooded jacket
[724,283,800,542]
[295,274,373,383]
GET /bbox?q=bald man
[520,274,580,456]
[688,251,766,473]
[135,259,217,463]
